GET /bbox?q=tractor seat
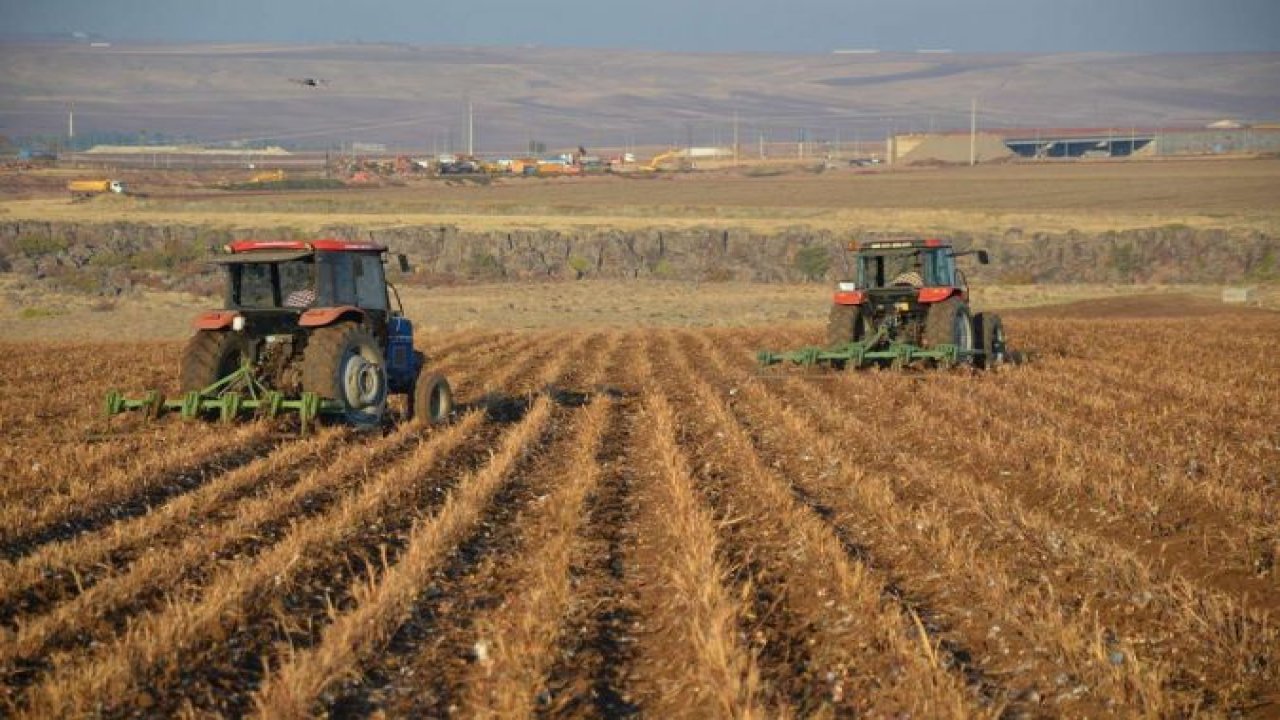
[284,288,316,307]
[890,271,923,288]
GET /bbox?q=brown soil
[0,302,1277,717]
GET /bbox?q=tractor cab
[106,238,452,431]
[206,239,393,335]
[839,238,987,305]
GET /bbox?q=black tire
[924,298,974,360]
[301,323,388,429]
[180,331,251,393]
[973,312,1007,369]
[410,372,453,424]
[826,304,872,347]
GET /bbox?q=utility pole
[969,97,977,166]
[68,104,74,143]
[758,131,765,159]
[467,100,474,157]
[732,110,739,166]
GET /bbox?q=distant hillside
[2,42,1278,151]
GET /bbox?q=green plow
[104,363,343,433]
[757,328,969,372]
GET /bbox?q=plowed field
[1,302,1278,718]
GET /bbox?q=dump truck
[759,237,1011,370]
[106,239,453,431]
[67,179,126,198]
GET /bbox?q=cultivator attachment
[757,328,972,372]
[104,363,343,433]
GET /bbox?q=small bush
[466,252,505,280]
[567,255,593,279]
[793,245,831,282]
[14,235,70,257]
[18,306,65,319]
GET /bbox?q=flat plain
[5,156,1280,234]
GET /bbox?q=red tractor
[107,239,452,430]
[759,238,1010,370]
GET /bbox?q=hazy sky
[2,0,1278,53]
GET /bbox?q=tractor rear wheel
[826,304,872,347]
[301,323,388,429]
[924,298,974,361]
[410,372,453,424]
[973,312,1007,369]
[180,331,251,393]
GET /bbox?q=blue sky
[2,0,1278,52]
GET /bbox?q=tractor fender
[299,306,366,328]
[917,287,959,304]
[833,290,865,305]
[193,310,241,330]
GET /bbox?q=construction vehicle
[105,239,453,431]
[645,149,687,172]
[249,169,286,184]
[67,179,126,198]
[758,238,1010,370]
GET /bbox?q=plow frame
[104,361,343,433]
[756,328,973,373]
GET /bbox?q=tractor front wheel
[302,323,388,429]
[410,372,453,424]
[180,330,251,393]
[924,298,974,363]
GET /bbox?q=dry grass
[1,273,1254,342]
[0,298,1277,716]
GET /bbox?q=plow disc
[104,363,342,433]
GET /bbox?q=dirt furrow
[532,334,645,720]
[0,421,282,561]
[610,336,769,719]
[0,340,560,710]
[0,426,351,626]
[0,331,546,627]
[661,329,982,717]
[251,332,604,717]
[900,360,1279,601]
[5,334,573,717]
[450,333,626,717]
[713,329,1274,715]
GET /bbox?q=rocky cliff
[1,221,1275,296]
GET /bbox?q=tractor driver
[888,253,925,288]
[281,260,317,308]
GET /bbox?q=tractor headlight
[895,302,910,313]
[232,315,246,332]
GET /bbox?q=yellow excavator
[645,149,688,172]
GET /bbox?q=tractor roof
[225,239,388,254]
[853,238,953,252]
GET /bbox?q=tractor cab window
[233,264,275,307]
[229,258,315,308]
[280,260,316,307]
[353,254,389,311]
[924,249,955,287]
[856,249,955,288]
[858,252,925,288]
[320,253,357,306]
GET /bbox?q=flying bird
[289,78,328,87]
